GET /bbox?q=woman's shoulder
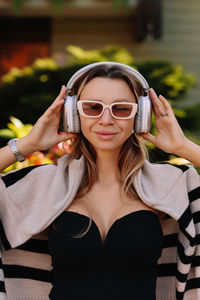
[140,160,199,191]
[1,154,85,190]
[1,163,56,188]
[134,160,200,215]
[142,159,196,177]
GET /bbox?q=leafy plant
[66,45,134,66]
[0,117,66,173]
[135,60,196,101]
[0,45,197,162]
[10,0,131,15]
[0,116,32,139]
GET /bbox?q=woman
[0,62,200,300]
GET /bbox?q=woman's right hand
[18,85,78,154]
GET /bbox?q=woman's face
[79,77,137,154]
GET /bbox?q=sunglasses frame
[77,100,138,120]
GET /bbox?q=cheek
[79,116,93,135]
[119,120,135,141]
[121,119,134,133]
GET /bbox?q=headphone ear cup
[72,96,81,133]
[63,95,80,133]
[134,95,152,133]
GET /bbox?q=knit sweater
[0,154,200,300]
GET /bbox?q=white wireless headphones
[63,61,152,133]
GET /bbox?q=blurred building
[0,0,199,104]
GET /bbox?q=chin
[92,142,123,153]
[82,132,131,154]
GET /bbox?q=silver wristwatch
[7,138,26,162]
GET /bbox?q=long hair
[68,64,148,202]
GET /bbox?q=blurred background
[0,0,200,170]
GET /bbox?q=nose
[99,108,114,125]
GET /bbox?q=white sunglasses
[77,100,138,119]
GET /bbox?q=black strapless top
[48,210,163,300]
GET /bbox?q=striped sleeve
[1,168,38,299]
[176,166,200,299]
[0,167,53,299]
[0,163,59,248]
[156,164,200,300]
[156,214,178,299]
[0,219,10,298]
[0,250,6,299]
[2,233,52,299]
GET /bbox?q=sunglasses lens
[82,102,103,116]
[112,104,133,118]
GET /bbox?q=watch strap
[7,138,26,162]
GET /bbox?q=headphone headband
[66,61,150,92]
[64,61,152,133]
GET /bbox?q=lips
[95,131,117,135]
[94,131,117,140]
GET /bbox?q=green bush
[0,45,197,161]
[178,104,200,137]
[135,60,195,100]
[0,45,195,129]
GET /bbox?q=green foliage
[11,0,77,15]
[112,0,130,9]
[178,104,200,136]
[11,0,26,14]
[10,0,131,15]
[0,129,15,140]
[66,45,134,66]
[136,60,196,101]
[0,45,197,162]
[0,45,137,128]
[0,116,33,139]
[49,0,68,14]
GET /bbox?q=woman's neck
[96,151,121,186]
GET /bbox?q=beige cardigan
[0,155,200,300]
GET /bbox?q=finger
[140,132,157,144]
[50,99,64,114]
[59,85,67,98]
[54,85,67,104]
[52,86,67,113]
[149,89,167,117]
[58,132,78,143]
[44,99,64,120]
[158,95,174,117]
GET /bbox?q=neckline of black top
[63,210,159,246]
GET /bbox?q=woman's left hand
[140,88,188,156]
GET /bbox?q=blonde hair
[66,64,148,237]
